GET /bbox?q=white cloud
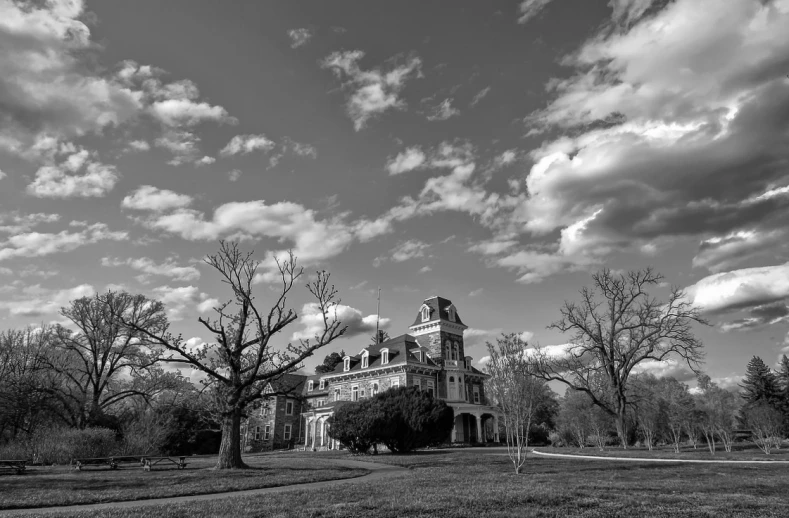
[468,288,484,298]
[0,223,127,262]
[633,359,696,382]
[0,1,142,156]
[374,240,430,267]
[27,151,119,198]
[122,185,194,212]
[517,0,554,24]
[292,302,390,341]
[220,134,275,156]
[127,140,151,152]
[0,284,95,318]
[155,130,201,165]
[195,156,215,166]
[149,98,234,127]
[284,138,318,159]
[386,147,426,175]
[419,266,432,273]
[685,262,789,314]
[321,50,422,130]
[196,298,218,313]
[426,98,460,121]
[470,86,491,107]
[227,169,242,182]
[0,212,60,234]
[102,257,200,282]
[150,285,215,321]
[0,169,6,180]
[288,28,313,48]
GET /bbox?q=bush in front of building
[329,386,454,454]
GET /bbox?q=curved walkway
[0,459,407,516]
[532,449,789,464]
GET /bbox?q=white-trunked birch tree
[485,333,548,474]
[121,241,347,469]
[533,268,707,449]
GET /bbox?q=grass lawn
[540,443,789,461]
[0,454,367,510]
[12,449,789,517]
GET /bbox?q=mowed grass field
[0,455,367,510]
[540,443,789,461]
[4,449,789,517]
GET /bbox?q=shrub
[0,427,120,465]
[329,387,454,454]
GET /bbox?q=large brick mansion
[243,296,501,451]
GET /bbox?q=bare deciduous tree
[122,242,347,469]
[534,268,707,448]
[485,333,547,474]
[47,291,173,428]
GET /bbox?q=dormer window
[308,380,314,392]
[447,305,456,322]
[381,348,389,365]
[414,350,422,363]
[421,305,430,322]
[319,379,325,390]
[343,357,350,372]
[362,352,369,369]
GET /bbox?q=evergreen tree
[740,356,780,408]
[775,354,789,431]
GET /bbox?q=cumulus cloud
[0,212,60,234]
[121,185,194,212]
[220,134,275,156]
[291,302,390,341]
[0,284,95,318]
[0,223,127,262]
[195,156,215,166]
[685,262,789,314]
[287,28,312,48]
[127,140,150,152]
[321,50,422,130]
[26,149,119,198]
[102,256,200,282]
[0,0,141,155]
[632,358,696,382]
[386,147,426,175]
[512,0,789,280]
[151,285,215,321]
[227,169,242,182]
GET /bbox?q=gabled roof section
[266,373,307,395]
[410,296,465,327]
[320,334,440,377]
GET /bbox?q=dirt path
[0,459,406,516]
[531,449,789,464]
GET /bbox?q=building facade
[301,296,500,450]
[243,374,306,452]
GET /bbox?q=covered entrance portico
[301,410,338,451]
[449,403,500,443]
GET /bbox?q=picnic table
[0,459,30,475]
[71,455,188,471]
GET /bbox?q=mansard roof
[320,333,439,378]
[410,296,465,327]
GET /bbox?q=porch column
[320,419,326,447]
[475,413,482,444]
[493,414,500,442]
[451,415,457,443]
[310,419,317,450]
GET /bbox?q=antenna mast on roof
[375,287,381,343]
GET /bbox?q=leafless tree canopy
[534,267,708,447]
[121,241,348,468]
[45,291,175,428]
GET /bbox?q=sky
[1,0,788,390]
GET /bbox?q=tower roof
[410,296,465,327]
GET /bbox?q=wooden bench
[142,456,188,471]
[71,456,146,471]
[70,455,187,471]
[0,459,30,475]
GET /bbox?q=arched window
[372,383,379,396]
[361,352,369,369]
[308,380,314,391]
[421,306,430,322]
[445,340,451,360]
[343,357,350,371]
[453,342,459,361]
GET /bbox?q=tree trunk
[217,409,246,469]
[615,411,628,449]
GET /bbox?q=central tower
[408,296,468,365]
